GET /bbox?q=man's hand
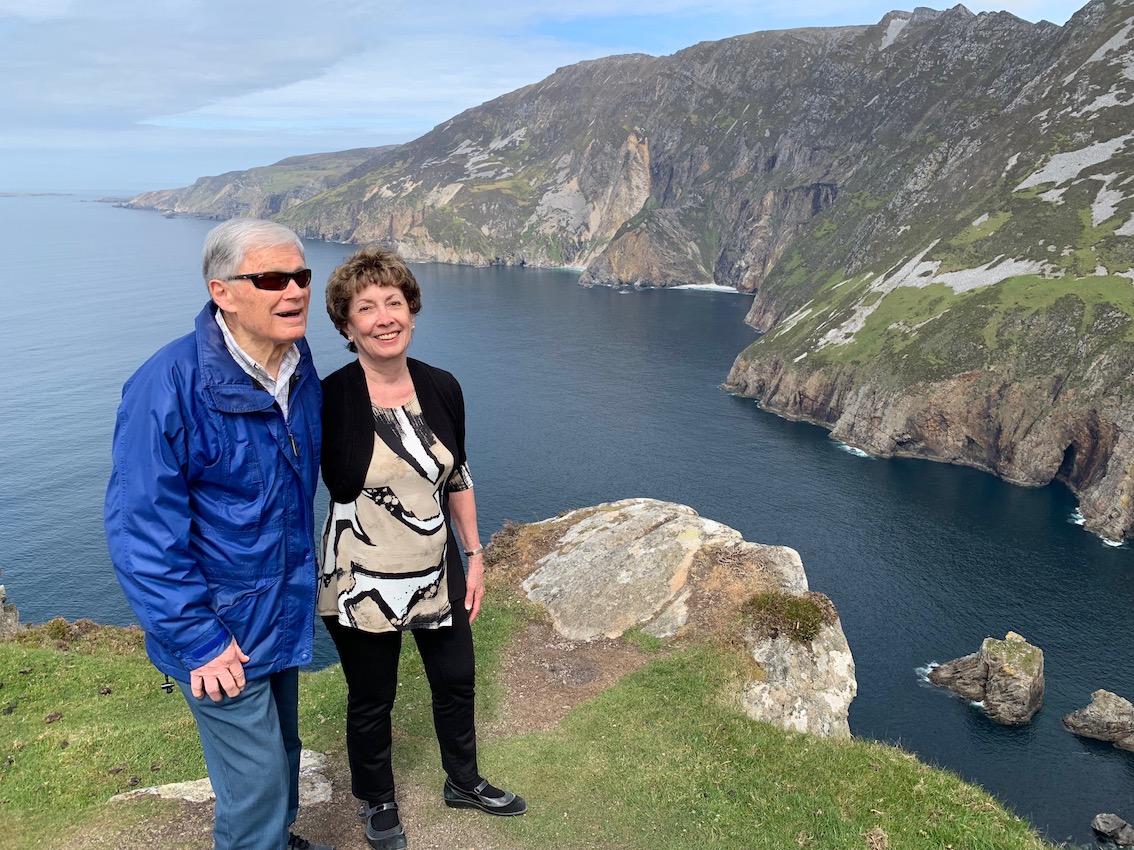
[190,638,250,701]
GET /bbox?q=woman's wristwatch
[464,546,484,557]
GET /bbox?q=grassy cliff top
[0,594,1054,850]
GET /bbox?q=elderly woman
[319,248,525,850]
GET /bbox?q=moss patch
[742,591,838,644]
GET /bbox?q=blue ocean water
[2,193,1132,844]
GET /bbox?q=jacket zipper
[284,370,301,457]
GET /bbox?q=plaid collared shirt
[214,309,301,418]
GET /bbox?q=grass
[747,267,1134,388]
[485,648,1050,850]
[0,608,1055,850]
[0,621,204,846]
[742,591,838,643]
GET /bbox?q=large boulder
[1064,690,1134,751]
[928,632,1044,725]
[505,498,856,737]
[1092,813,1134,847]
[744,624,857,739]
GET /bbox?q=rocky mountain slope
[122,147,397,219]
[722,0,1134,540]
[125,0,1134,538]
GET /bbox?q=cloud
[0,0,1091,190]
[149,31,609,135]
[0,0,372,127]
[0,1,74,21]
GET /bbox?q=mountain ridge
[123,0,1134,538]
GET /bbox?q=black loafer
[359,801,407,850]
[287,833,334,850]
[443,777,527,816]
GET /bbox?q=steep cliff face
[123,5,1126,293]
[122,148,396,219]
[725,0,1134,539]
[124,1,1134,535]
[125,7,1069,287]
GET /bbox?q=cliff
[718,0,1134,541]
[498,498,857,738]
[124,1,1134,536]
[121,147,397,219]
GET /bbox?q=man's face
[208,244,310,358]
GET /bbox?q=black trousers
[323,605,480,803]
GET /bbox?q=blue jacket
[105,302,322,682]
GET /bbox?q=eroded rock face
[1064,689,1134,751]
[724,352,1134,541]
[0,585,19,640]
[1092,813,1134,846]
[928,632,1044,725]
[745,626,857,739]
[513,498,856,737]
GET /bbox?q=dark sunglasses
[231,268,313,290]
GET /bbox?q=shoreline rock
[0,584,20,640]
[1064,689,1134,751]
[1092,813,1134,846]
[723,356,1134,542]
[928,632,1044,725]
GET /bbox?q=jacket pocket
[210,573,284,656]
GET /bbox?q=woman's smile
[347,283,415,365]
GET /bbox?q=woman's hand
[464,552,485,622]
[449,487,485,622]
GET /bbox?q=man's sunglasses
[231,269,313,290]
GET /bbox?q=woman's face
[345,283,414,366]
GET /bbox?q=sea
[2,192,1132,845]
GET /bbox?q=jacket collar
[195,301,314,414]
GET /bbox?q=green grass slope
[1,610,1052,850]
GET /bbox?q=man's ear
[208,278,235,311]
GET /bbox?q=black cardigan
[320,357,470,601]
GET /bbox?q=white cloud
[0,0,1093,190]
[149,32,607,134]
[0,1,75,21]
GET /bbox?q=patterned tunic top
[318,395,473,632]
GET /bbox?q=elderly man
[105,219,332,850]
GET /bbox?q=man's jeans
[178,667,301,850]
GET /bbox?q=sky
[0,0,1092,193]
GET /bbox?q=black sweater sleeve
[320,358,467,504]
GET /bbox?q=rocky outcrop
[112,749,332,805]
[724,350,1134,540]
[578,208,714,288]
[1063,689,1134,751]
[745,624,857,739]
[504,498,856,737]
[1093,813,1134,846]
[928,632,1044,725]
[121,148,394,219]
[0,583,19,640]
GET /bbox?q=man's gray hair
[202,218,305,283]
